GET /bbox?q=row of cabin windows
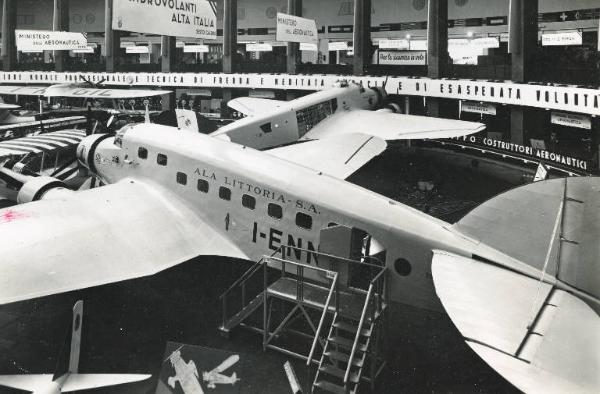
[136,148,313,230]
[176,170,312,230]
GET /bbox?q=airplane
[166,346,204,394]
[0,121,596,391]
[211,80,486,148]
[202,355,240,389]
[0,300,150,393]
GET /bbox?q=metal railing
[344,266,387,392]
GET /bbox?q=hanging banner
[377,50,427,65]
[184,44,209,53]
[542,31,582,46]
[246,43,273,52]
[300,42,318,51]
[275,13,318,44]
[112,0,217,40]
[551,111,592,129]
[16,30,87,51]
[462,101,497,115]
[378,39,410,50]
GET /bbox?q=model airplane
[0,300,150,393]
[211,81,486,148]
[202,355,240,389]
[0,120,597,393]
[166,347,204,394]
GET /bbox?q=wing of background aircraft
[0,179,247,305]
[0,128,86,157]
[227,97,285,117]
[302,110,485,141]
[432,177,600,394]
[0,103,20,110]
[0,85,170,98]
[267,133,386,179]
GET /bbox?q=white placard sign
[73,46,95,54]
[462,101,497,115]
[183,44,209,53]
[328,41,349,51]
[542,32,582,46]
[377,50,427,65]
[16,30,87,51]
[471,37,500,49]
[551,111,592,129]
[120,41,135,48]
[276,13,318,44]
[176,41,185,48]
[126,46,149,54]
[378,39,409,50]
[246,43,273,52]
[533,163,549,182]
[113,0,216,40]
[409,40,427,50]
[300,42,318,51]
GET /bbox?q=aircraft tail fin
[69,300,83,374]
[452,176,600,299]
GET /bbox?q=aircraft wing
[61,373,151,392]
[44,85,171,98]
[0,374,54,391]
[431,250,600,394]
[267,133,386,179]
[0,128,86,157]
[227,97,285,117]
[302,110,485,141]
[0,103,20,110]
[0,85,48,96]
[0,179,247,305]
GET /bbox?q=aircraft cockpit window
[242,194,256,210]
[268,203,283,219]
[219,186,231,201]
[138,147,148,159]
[296,213,312,230]
[176,172,187,185]
[157,153,168,166]
[197,179,209,193]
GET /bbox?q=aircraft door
[318,225,386,291]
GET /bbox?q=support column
[509,0,538,145]
[161,36,176,110]
[53,0,69,72]
[222,0,237,116]
[286,0,302,75]
[352,0,371,76]
[105,0,121,72]
[1,0,17,72]
[222,0,237,74]
[426,0,448,117]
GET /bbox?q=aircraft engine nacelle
[32,381,61,394]
[76,134,112,174]
[17,176,72,204]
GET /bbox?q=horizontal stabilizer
[302,110,485,141]
[227,97,285,116]
[267,133,386,179]
[0,374,53,391]
[61,373,151,392]
[0,180,247,305]
[432,250,600,394]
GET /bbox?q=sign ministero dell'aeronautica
[16,30,88,51]
[276,13,318,44]
[113,0,216,40]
